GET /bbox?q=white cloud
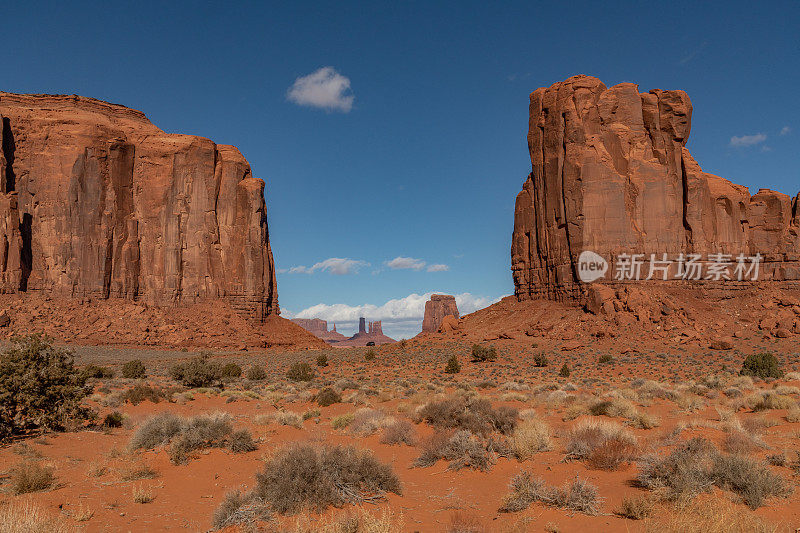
[288,257,368,275]
[780,126,791,136]
[730,133,767,147]
[426,264,449,272]
[286,67,354,112]
[385,256,427,271]
[292,291,505,339]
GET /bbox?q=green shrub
[316,387,342,407]
[245,365,267,381]
[220,362,242,379]
[170,354,223,387]
[533,353,549,367]
[121,384,165,405]
[598,354,613,364]
[740,353,783,379]
[418,397,517,436]
[471,344,497,363]
[253,443,401,513]
[444,354,461,374]
[559,363,571,377]
[0,334,91,440]
[286,362,314,382]
[122,359,146,379]
[80,364,114,380]
[103,411,125,428]
[365,349,376,361]
[316,354,329,367]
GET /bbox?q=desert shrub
[212,490,270,529]
[364,349,376,361]
[246,365,267,381]
[616,494,654,520]
[739,353,783,379]
[471,344,497,362]
[637,437,717,500]
[349,408,389,435]
[80,364,114,380]
[588,398,636,418]
[331,412,355,429]
[122,359,147,379]
[0,501,69,533]
[641,497,777,532]
[220,362,242,380]
[380,419,417,445]
[272,411,303,428]
[444,354,461,374]
[0,334,91,440]
[292,508,404,533]
[710,454,788,509]
[253,443,401,514]
[629,411,661,430]
[316,354,329,367]
[559,363,571,378]
[511,419,552,460]
[598,354,613,364]
[10,461,55,494]
[167,413,234,464]
[121,384,165,405]
[417,396,517,436]
[103,411,125,428]
[129,412,183,450]
[499,471,600,515]
[170,354,223,387]
[750,391,796,411]
[286,362,314,382]
[565,419,636,470]
[316,387,342,407]
[414,430,496,471]
[533,353,549,367]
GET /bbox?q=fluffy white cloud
[288,257,368,275]
[426,264,449,272]
[385,256,427,270]
[730,133,767,147]
[780,126,791,136]
[286,67,354,112]
[292,291,505,339]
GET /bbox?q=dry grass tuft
[499,471,601,515]
[0,501,69,533]
[511,419,552,460]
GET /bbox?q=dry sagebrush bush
[379,419,417,445]
[565,419,637,469]
[253,443,401,514]
[0,501,69,533]
[9,461,55,494]
[511,419,552,460]
[499,471,601,515]
[291,507,404,533]
[414,430,499,471]
[642,496,777,532]
[416,396,517,436]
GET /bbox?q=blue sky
[5,1,799,338]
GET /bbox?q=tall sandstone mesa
[0,92,278,320]
[512,75,800,301]
[422,294,459,332]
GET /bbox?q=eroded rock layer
[512,75,800,301]
[0,92,278,320]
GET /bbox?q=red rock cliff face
[512,75,800,301]
[0,92,278,320]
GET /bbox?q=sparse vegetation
[9,461,56,494]
[220,362,242,379]
[315,387,342,407]
[511,418,552,459]
[559,363,571,378]
[533,353,549,367]
[246,365,267,381]
[316,354,329,367]
[414,430,496,471]
[445,354,461,373]
[417,396,518,435]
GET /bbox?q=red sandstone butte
[422,294,460,332]
[0,92,278,321]
[511,75,800,302]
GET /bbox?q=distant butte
[291,316,396,346]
